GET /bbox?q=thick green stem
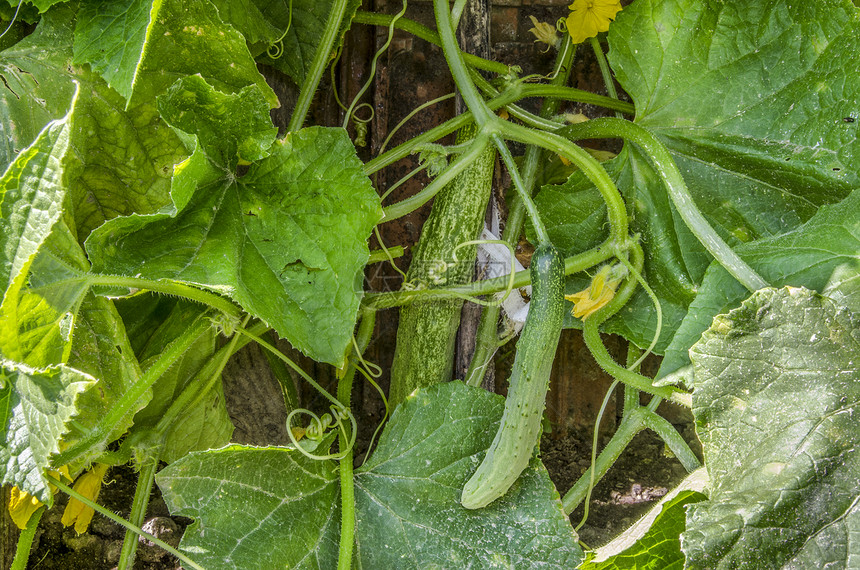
[118,455,161,570]
[11,506,43,570]
[54,317,213,466]
[562,408,646,515]
[465,36,577,386]
[363,243,613,311]
[288,0,349,132]
[336,310,374,570]
[364,83,630,177]
[88,275,241,319]
[559,118,769,292]
[640,409,700,473]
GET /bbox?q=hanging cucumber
[461,243,565,509]
[389,124,495,407]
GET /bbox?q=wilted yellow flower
[565,264,625,319]
[565,0,623,44]
[527,15,560,51]
[8,466,71,530]
[61,463,109,534]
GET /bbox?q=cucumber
[461,243,565,509]
[389,124,495,407]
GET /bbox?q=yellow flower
[565,0,623,44]
[61,463,109,534]
[565,264,625,319]
[527,15,560,52]
[8,466,70,530]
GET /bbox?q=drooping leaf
[580,489,707,570]
[88,126,382,366]
[128,298,231,463]
[537,0,860,350]
[0,361,94,503]
[660,188,860,377]
[157,382,582,569]
[0,5,77,172]
[683,287,860,567]
[0,218,90,368]
[63,293,148,468]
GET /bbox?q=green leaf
[156,75,278,169]
[73,0,277,109]
[684,287,860,567]
[88,127,382,366]
[538,0,860,350]
[0,112,72,299]
[353,381,583,568]
[15,0,68,13]
[0,5,77,172]
[581,491,706,570]
[72,0,153,101]
[158,382,582,569]
[659,188,860,377]
[128,298,231,463]
[63,293,148,467]
[0,361,94,503]
[157,443,342,569]
[0,218,90,368]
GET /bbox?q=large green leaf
[683,287,860,567]
[353,381,582,568]
[537,0,859,350]
[660,188,860,377]
[88,111,382,365]
[0,361,94,503]
[0,5,77,172]
[157,382,582,569]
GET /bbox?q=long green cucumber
[389,124,495,407]
[461,243,565,509]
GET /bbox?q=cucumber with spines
[461,243,565,509]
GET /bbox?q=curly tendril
[266,0,294,60]
[286,405,357,461]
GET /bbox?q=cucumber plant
[1,0,857,569]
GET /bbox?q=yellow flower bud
[527,16,560,52]
[8,466,71,530]
[61,463,109,534]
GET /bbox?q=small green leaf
[684,287,860,567]
[0,361,94,503]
